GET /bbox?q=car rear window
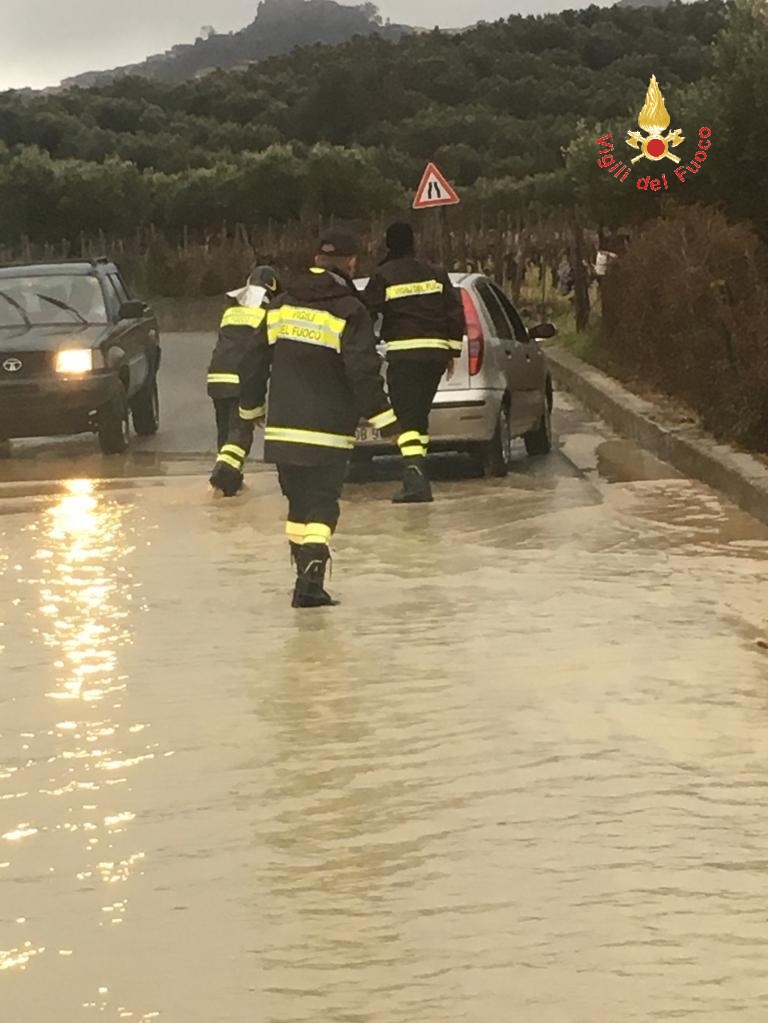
[475,281,514,341]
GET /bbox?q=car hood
[0,324,111,352]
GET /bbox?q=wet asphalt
[2,334,768,1022]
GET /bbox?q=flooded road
[2,392,768,1022]
[0,333,222,485]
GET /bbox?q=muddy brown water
[2,399,768,1022]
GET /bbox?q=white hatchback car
[353,273,556,476]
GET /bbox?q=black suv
[0,258,160,455]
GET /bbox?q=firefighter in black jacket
[207,265,282,497]
[363,222,465,503]
[211,229,399,608]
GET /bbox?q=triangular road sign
[412,162,460,210]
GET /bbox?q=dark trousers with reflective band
[213,397,241,452]
[277,462,348,546]
[387,360,446,457]
[213,396,255,469]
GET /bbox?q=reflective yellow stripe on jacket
[265,426,354,450]
[220,306,266,328]
[385,338,454,353]
[385,280,445,301]
[207,372,240,385]
[267,305,346,352]
[369,408,397,430]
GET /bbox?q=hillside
[1,0,747,247]
[617,0,672,8]
[61,0,413,89]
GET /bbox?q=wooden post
[494,210,504,286]
[511,213,524,303]
[456,224,466,273]
[572,207,591,333]
[439,206,455,268]
[539,248,548,320]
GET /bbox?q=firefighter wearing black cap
[363,222,465,503]
[216,228,399,608]
[208,265,283,497]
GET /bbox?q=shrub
[601,206,768,450]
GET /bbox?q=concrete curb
[546,346,768,526]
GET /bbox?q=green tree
[303,143,403,216]
[709,0,768,233]
[0,147,58,241]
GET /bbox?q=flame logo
[626,75,684,164]
[638,75,671,135]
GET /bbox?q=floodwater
[2,403,768,1022]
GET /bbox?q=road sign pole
[412,161,459,266]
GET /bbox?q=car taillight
[461,289,484,376]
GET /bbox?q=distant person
[209,229,399,608]
[363,222,465,503]
[557,262,575,296]
[208,265,282,497]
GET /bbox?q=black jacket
[206,299,268,400]
[362,255,465,364]
[238,267,397,466]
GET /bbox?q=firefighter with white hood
[207,265,283,497]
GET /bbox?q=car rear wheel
[98,391,130,455]
[473,401,512,478]
[524,388,553,456]
[131,369,160,436]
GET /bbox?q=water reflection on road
[2,429,768,1021]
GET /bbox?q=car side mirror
[118,300,146,320]
[529,322,557,340]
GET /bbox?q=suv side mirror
[529,322,557,340]
[118,300,146,320]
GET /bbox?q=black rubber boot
[209,461,243,497]
[392,456,433,504]
[289,541,302,567]
[292,544,339,608]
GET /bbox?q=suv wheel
[524,388,553,456]
[474,401,512,478]
[131,368,160,436]
[98,391,130,455]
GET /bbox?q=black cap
[317,228,361,258]
[385,221,415,256]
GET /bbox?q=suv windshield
[0,274,107,328]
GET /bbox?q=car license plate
[355,426,381,442]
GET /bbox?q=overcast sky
[0,0,593,91]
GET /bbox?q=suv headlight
[56,349,94,375]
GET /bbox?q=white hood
[226,284,268,308]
